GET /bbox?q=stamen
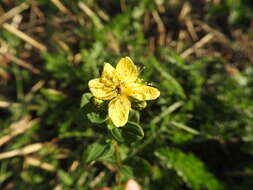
[138,66,145,75]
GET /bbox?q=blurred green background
[1,0,253,189]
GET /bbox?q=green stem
[113,140,122,186]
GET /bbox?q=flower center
[115,82,128,95]
[116,85,122,94]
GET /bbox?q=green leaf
[80,93,93,108]
[0,170,12,183]
[119,165,134,180]
[83,142,110,163]
[58,170,73,186]
[171,121,200,135]
[122,122,144,142]
[86,111,106,124]
[110,122,144,143]
[77,102,107,126]
[125,157,152,178]
[21,171,43,184]
[155,148,223,190]
[148,57,186,99]
[98,140,116,163]
[128,110,140,123]
[40,88,66,102]
[110,126,124,143]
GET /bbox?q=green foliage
[78,93,107,126]
[58,170,74,186]
[155,148,222,190]
[207,0,253,25]
[83,142,111,163]
[110,122,144,143]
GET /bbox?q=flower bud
[132,100,147,111]
[91,97,106,110]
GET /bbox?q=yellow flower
[88,57,160,127]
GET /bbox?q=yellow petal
[109,95,131,127]
[88,78,117,100]
[128,83,160,101]
[116,57,138,82]
[101,63,119,86]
